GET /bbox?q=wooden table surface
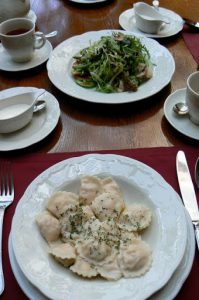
[0,0,199,154]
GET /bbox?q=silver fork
[0,161,14,295]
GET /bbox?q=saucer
[0,87,60,151]
[119,7,183,38]
[8,209,195,300]
[164,88,199,140]
[0,40,52,72]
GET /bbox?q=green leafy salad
[71,32,153,93]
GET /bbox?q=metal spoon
[152,0,159,10]
[36,30,58,38]
[33,100,46,113]
[45,31,58,38]
[195,158,199,188]
[173,102,189,115]
[183,18,199,30]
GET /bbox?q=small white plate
[164,88,199,140]
[0,40,52,72]
[8,209,195,300]
[119,7,183,38]
[68,0,108,3]
[47,29,175,104]
[0,87,60,151]
[11,154,187,300]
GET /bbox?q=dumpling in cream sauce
[36,211,60,242]
[118,239,152,278]
[91,192,124,221]
[47,191,79,218]
[70,257,98,278]
[49,242,76,267]
[79,175,103,205]
[97,257,122,281]
[118,204,152,232]
[102,177,122,197]
[76,239,113,266]
[60,204,94,242]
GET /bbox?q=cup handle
[34,32,46,49]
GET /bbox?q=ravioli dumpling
[97,257,122,281]
[79,175,103,205]
[49,243,76,267]
[76,239,113,266]
[60,205,94,241]
[118,204,152,232]
[102,177,122,197]
[36,211,60,242]
[83,218,121,250]
[120,229,140,246]
[118,239,152,278]
[91,192,124,221]
[70,257,98,278]
[47,191,79,218]
[82,205,95,219]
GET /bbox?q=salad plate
[0,40,52,72]
[47,30,175,104]
[9,209,195,300]
[164,88,199,140]
[11,154,187,300]
[0,87,60,151]
[119,8,183,38]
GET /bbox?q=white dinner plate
[8,209,195,300]
[9,232,47,300]
[0,87,60,151]
[119,8,183,38]
[164,88,199,140]
[47,30,175,104]
[11,154,187,300]
[68,0,108,3]
[0,40,52,72]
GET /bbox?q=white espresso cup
[0,18,46,63]
[186,71,199,125]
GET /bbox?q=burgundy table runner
[1,146,199,300]
[182,25,199,65]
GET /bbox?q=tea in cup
[186,71,199,125]
[0,18,46,63]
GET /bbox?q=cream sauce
[0,103,30,119]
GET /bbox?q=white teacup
[0,18,46,63]
[186,71,199,125]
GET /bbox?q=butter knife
[183,18,199,30]
[176,150,199,250]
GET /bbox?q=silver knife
[176,150,199,250]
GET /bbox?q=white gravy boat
[0,0,30,23]
[134,2,170,34]
[0,89,45,133]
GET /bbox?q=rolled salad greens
[71,32,153,93]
